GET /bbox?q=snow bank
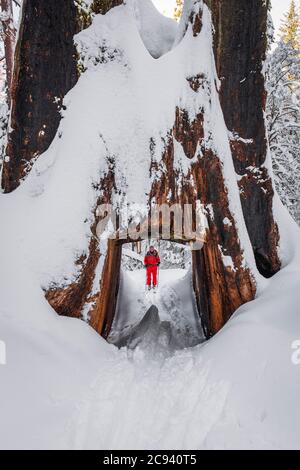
[0,0,258,291]
[0,0,300,450]
[132,0,178,59]
[1,253,300,449]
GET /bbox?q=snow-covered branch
[266,39,300,225]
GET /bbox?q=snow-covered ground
[0,0,300,450]
[109,268,205,352]
[1,222,300,449]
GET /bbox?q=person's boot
[148,285,151,291]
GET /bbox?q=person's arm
[156,255,160,266]
[144,256,148,267]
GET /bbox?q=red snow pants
[146,266,158,287]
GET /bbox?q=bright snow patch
[133,0,178,59]
[0,0,300,450]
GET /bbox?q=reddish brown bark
[91,0,123,15]
[46,159,123,337]
[1,0,79,193]
[205,0,281,278]
[1,0,124,194]
[43,0,126,338]
[150,107,256,337]
[173,107,205,159]
[46,236,123,338]
[89,239,122,338]
[46,0,257,340]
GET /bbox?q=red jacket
[144,251,160,267]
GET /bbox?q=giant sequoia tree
[1,0,78,192]
[205,0,281,278]
[0,0,282,339]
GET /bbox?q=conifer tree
[0,0,16,105]
[280,0,300,48]
[173,0,183,21]
[267,9,300,225]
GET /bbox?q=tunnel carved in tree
[149,107,256,338]
[45,0,257,341]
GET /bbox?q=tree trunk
[44,0,126,338]
[46,0,256,339]
[205,0,281,278]
[7,0,274,340]
[0,0,15,105]
[91,0,123,15]
[150,112,256,337]
[1,0,79,193]
[1,0,126,193]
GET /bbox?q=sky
[152,0,299,39]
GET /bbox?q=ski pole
[145,264,148,291]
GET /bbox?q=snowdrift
[0,0,300,450]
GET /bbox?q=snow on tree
[265,2,300,226]
[1,0,79,193]
[0,0,285,340]
[173,0,183,21]
[279,0,300,49]
[1,0,300,451]
[266,39,300,226]
[122,240,191,271]
[0,0,18,176]
[0,0,16,105]
[1,0,125,193]
[46,0,258,338]
[205,0,281,278]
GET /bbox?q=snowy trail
[66,268,216,450]
[108,268,205,353]
[69,339,229,450]
[67,261,300,450]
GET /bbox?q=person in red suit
[144,246,160,290]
